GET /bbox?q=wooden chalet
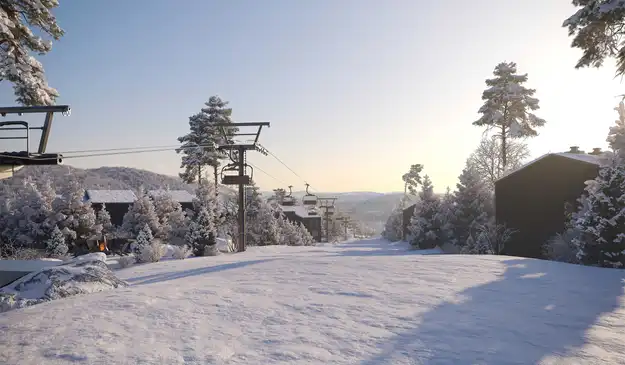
[279,204,323,242]
[84,189,138,226]
[495,146,603,259]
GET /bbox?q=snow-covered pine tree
[563,1,625,76]
[176,96,238,185]
[382,205,403,242]
[245,182,263,222]
[185,206,216,256]
[96,204,115,241]
[572,153,625,267]
[435,186,457,247]
[453,162,493,249]
[152,190,185,239]
[473,62,546,172]
[55,177,101,253]
[278,218,298,245]
[247,202,282,246]
[133,223,153,263]
[295,221,315,246]
[121,190,160,240]
[570,100,625,268]
[0,0,64,105]
[11,177,57,248]
[408,175,443,249]
[46,225,68,258]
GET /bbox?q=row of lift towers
[215,121,346,249]
[0,109,346,252]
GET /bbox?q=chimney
[589,147,602,155]
[568,146,581,153]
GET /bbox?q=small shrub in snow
[118,255,135,268]
[203,243,220,256]
[137,240,167,263]
[543,231,580,264]
[171,245,192,260]
[462,221,515,255]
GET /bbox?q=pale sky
[0,0,623,193]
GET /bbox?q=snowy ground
[1,238,624,364]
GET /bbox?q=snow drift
[0,252,127,313]
[1,239,624,364]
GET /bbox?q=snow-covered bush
[118,255,135,268]
[46,226,68,258]
[543,231,580,264]
[463,221,515,255]
[137,240,167,263]
[171,245,192,260]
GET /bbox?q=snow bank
[1,238,624,364]
[0,252,127,313]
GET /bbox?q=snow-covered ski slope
[1,238,625,364]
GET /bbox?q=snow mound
[0,252,127,313]
[1,239,624,364]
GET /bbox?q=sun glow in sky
[0,0,622,193]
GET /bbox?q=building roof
[148,189,194,203]
[495,152,604,184]
[85,189,137,204]
[279,204,322,219]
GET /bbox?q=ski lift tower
[0,105,70,179]
[318,196,338,242]
[215,121,270,252]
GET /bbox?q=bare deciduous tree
[469,136,530,191]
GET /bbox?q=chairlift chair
[281,185,296,206]
[0,105,69,180]
[302,183,317,206]
[220,163,252,185]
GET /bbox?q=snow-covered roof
[85,190,137,204]
[148,190,194,203]
[279,204,321,219]
[496,152,604,183]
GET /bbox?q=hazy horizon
[1,1,622,193]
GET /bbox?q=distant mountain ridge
[0,165,235,197]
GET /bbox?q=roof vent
[568,146,582,154]
[589,147,602,155]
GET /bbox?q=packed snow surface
[1,238,625,364]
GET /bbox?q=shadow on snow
[361,258,625,364]
[126,259,278,286]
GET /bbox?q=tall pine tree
[176,96,238,185]
[473,62,546,171]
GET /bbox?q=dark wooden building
[84,189,138,226]
[495,148,602,259]
[279,204,323,242]
[402,204,417,240]
[148,189,195,211]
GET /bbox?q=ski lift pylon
[302,183,317,206]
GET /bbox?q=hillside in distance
[0,165,203,196]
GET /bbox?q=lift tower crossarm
[214,121,270,253]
